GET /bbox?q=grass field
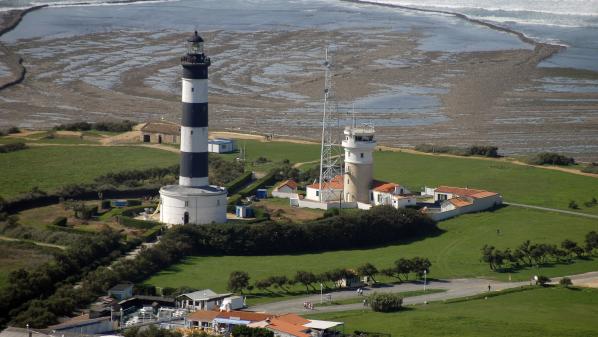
[373,151,598,215]
[0,145,178,198]
[145,206,598,294]
[308,286,598,337]
[218,140,321,171]
[315,289,446,307]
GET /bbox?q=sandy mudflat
[0,11,597,160]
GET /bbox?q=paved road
[504,202,598,219]
[249,271,598,314]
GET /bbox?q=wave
[0,0,179,12]
[357,0,598,27]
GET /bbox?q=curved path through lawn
[504,202,598,219]
[249,271,598,314]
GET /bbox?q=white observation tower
[159,32,227,225]
[342,124,376,203]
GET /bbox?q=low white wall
[271,191,296,199]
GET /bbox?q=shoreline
[342,0,565,66]
[0,5,47,91]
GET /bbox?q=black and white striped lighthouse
[159,32,227,226]
[179,31,210,187]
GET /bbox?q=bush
[0,142,27,153]
[7,126,20,134]
[100,200,112,210]
[367,292,403,312]
[559,277,572,287]
[568,200,579,209]
[54,121,92,131]
[51,216,67,227]
[231,326,273,337]
[526,152,575,166]
[536,275,551,286]
[581,163,598,174]
[414,144,499,158]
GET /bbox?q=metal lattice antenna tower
[318,47,344,202]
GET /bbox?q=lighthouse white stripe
[182,78,208,103]
[180,126,208,153]
[179,176,209,187]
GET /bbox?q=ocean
[1,0,597,71]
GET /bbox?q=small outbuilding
[108,282,133,300]
[140,121,180,144]
[176,289,232,311]
[272,180,298,198]
[208,138,236,153]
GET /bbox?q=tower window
[190,130,193,135]
[347,179,350,184]
[360,153,364,158]
[191,87,194,92]
[185,201,189,207]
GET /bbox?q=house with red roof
[370,181,417,209]
[423,185,502,220]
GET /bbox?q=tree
[394,258,414,280]
[411,257,431,278]
[254,278,273,293]
[268,275,290,293]
[232,325,274,337]
[294,270,317,293]
[559,277,572,288]
[367,292,403,312]
[227,271,250,294]
[585,231,598,254]
[561,239,579,257]
[356,263,379,283]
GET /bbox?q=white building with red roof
[424,185,502,220]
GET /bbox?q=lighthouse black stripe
[180,151,209,178]
[182,103,208,127]
[182,65,208,79]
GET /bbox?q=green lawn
[0,146,178,198]
[145,206,598,294]
[218,140,321,171]
[374,151,598,215]
[308,286,598,337]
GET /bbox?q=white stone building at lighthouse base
[159,185,227,225]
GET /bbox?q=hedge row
[0,142,27,153]
[45,224,97,235]
[225,171,253,194]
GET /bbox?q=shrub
[526,152,575,166]
[559,277,572,287]
[414,144,499,157]
[581,163,598,174]
[51,216,68,227]
[100,200,112,210]
[0,142,27,153]
[54,121,92,131]
[231,326,273,337]
[536,275,551,286]
[7,126,20,134]
[367,292,403,312]
[117,215,161,229]
[568,200,579,209]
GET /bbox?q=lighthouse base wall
[159,185,227,225]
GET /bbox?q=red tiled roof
[188,310,220,322]
[436,186,497,199]
[448,197,473,208]
[275,179,298,191]
[307,175,344,190]
[218,311,272,322]
[373,182,401,193]
[275,313,311,326]
[187,310,272,323]
[267,319,311,337]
